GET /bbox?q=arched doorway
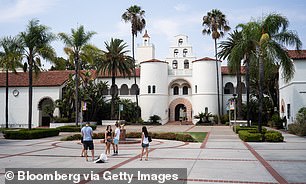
[169,98,192,123]
[38,97,54,127]
[175,104,186,121]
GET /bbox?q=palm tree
[122,5,146,116]
[218,30,244,119]
[256,13,302,132]
[58,25,96,126]
[19,19,56,129]
[98,38,134,119]
[202,9,231,124]
[0,36,23,128]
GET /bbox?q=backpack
[94,153,108,163]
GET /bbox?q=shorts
[83,141,94,150]
[107,138,113,143]
[142,143,149,148]
[113,138,119,145]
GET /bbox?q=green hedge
[61,132,196,142]
[4,128,59,139]
[264,130,284,142]
[238,130,262,142]
[56,125,97,132]
[234,126,283,142]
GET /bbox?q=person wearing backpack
[140,126,151,161]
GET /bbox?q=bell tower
[136,30,155,65]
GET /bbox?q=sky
[1,0,306,69]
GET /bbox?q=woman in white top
[140,126,149,161]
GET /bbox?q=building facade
[1,32,305,127]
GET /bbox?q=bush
[93,132,104,139]
[176,133,195,142]
[220,114,229,124]
[149,115,161,124]
[60,134,82,141]
[288,107,306,136]
[4,128,59,139]
[233,126,267,134]
[265,130,284,142]
[238,130,262,142]
[126,132,142,138]
[268,114,284,129]
[56,125,97,132]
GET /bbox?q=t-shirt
[142,133,149,144]
[81,126,93,141]
[114,127,120,140]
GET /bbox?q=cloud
[0,0,58,23]
[151,19,180,39]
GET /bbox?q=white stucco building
[1,32,305,127]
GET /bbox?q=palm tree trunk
[132,33,139,119]
[258,55,264,133]
[110,76,116,120]
[75,55,79,126]
[5,68,9,128]
[28,57,33,129]
[245,58,251,126]
[214,38,221,124]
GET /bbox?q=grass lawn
[180,132,207,142]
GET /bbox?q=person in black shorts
[104,125,113,156]
[81,122,94,161]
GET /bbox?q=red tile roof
[140,59,167,64]
[221,66,246,75]
[192,57,222,62]
[97,68,140,78]
[0,70,74,87]
[287,50,306,60]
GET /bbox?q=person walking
[81,122,94,161]
[104,125,113,156]
[113,122,120,155]
[140,126,150,161]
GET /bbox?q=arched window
[224,82,234,94]
[183,86,188,95]
[148,85,151,93]
[130,84,139,95]
[172,60,178,69]
[173,86,179,95]
[178,38,183,46]
[120,84,129,95]
[174,49,179,57]
[183,49,188,57]
[184,60,189,69]
[152,85,156,93]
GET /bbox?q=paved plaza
[0,125,306,183]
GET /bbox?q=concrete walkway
[0,126,306,183]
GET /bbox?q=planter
[50,122,97,128]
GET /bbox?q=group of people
[80,122,150,162]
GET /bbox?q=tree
[202,9,230,124]
[0,36,23,128]
[256,13,302,132]
[98,38,134,119]
[58,25,96,126]
[218,30,244,119]
[122,5,146,116]
[19,19,56,129]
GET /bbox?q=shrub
[60,134,82,141]
[53,117,71,123]
[154,132,177,140]
[56,125,97,132]
[288,107,306,136]
[176,133,195,142]
[220,114,229,124]
[238,130,262,142]
[93,132,104,139]
[233,126,267,134]
[265,130,284,142]
[149,115,161,124]
[4,128,59,139]
[126,132,142,138]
